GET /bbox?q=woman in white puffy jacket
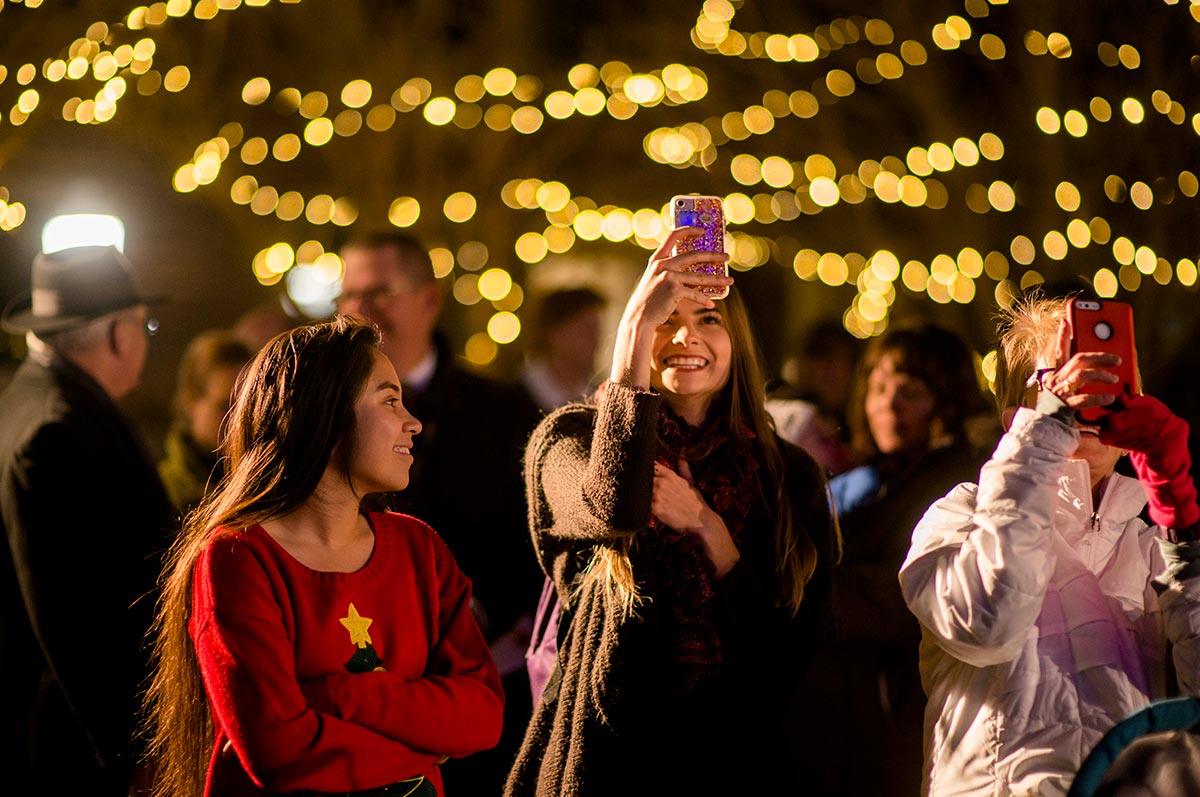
[899,296,1200,797]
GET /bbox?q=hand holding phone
[1066,298,1139,423]
[671,194,729,299]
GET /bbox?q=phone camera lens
[1094,321,1113,341]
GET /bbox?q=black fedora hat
[2,245,164,335]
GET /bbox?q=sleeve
[192,540,439,793]
[527,384,663,544]
[898,407,1073,667]
[1152,538,1200,693]
[3,418,164,768]
[301,533,504,757]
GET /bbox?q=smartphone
[671,194,729,299]
[1066,298,1139,423]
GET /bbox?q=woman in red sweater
[144,316,503,797]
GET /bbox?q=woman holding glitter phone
[143,316,503,797]
[505,226,840,796]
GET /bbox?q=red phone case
[1066,298,1138,423]
[671,194,729,299]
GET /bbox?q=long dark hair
[598,289,830,616]
[142,315,382,797]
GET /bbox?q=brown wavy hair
[141,316,382,797]
[595,288,836,617]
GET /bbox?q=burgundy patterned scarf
[651,405,761,691]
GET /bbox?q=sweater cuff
[1035,389,1076,426]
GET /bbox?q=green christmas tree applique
[340,602,386,673]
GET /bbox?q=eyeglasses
[335,284,402,308]
[1025,367,1054,391]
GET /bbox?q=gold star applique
[339,603,374,648]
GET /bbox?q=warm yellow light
[1055,182,1081,212]
[1036,107,1061,134]
[426,247,453,279]
[453,274,482,306]
[1112,237,1135,265]
[1177,259,1198,287]
[304,118,334,146]
[272,133,301,162]
[164,65,190,92]
[443,191,477,222]
[545,91,575,119]
[575,87,606,116]
[488,312,521,344]
[602,209,634,241]
[388,197,420,228]
[265,242,295,274]
[757,156,792,188]
[817,253,849,286]
[723,193,754,224]
[478,269,513,301]
[1067,219,1091,248]
[1043,231,1068,260]
[1130,181,1153,210]
[465,333,498,366]
[242,77,270,105]
[1063,110,1088,137]
[1091,97,1112,122]
[305,194,334,225]
[978,132,1004,160]
[424,97,456,125]
[1010,235,1036,265]
[952,138,980,167]
[901,260,929,292]
[1134,245,1157,275]
[512,106,544,134]
[515,231,549,263]
[625,75,665,105]
[1122,98,1145,124]
[484,67,518,96]
[988,181,1016,211]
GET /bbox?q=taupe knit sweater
[504,384,837,797]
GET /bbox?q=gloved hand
[1099,394,1200,530]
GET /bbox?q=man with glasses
[338,232,542,795]
[0,245,174,794]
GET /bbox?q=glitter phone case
[1066,298,1139,423]
[671,194,729,299]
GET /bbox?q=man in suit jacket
[337,232,543,794]
[0,246,174,794]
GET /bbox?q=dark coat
[379,336,543,796]
[505,384,838,797]
[0,353,173,794]
[383,335,543,643]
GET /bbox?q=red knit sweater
[190,512,504,796]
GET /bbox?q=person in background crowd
[505,228,840,796]
[0,245,174,795]
[520,286,605,411]
[767,319,863,475]
[337,231,542,794]
[143,316,503,797]
[158,330,253,515]
[900,295,1200,797]
[789,322,992,795]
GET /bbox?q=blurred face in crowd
[187,364,242,451]
[546,306,602,382]
[651,299,733,425]
[865,352,937,456]
[336,245,441,376]
[112,304,152,399]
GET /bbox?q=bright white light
[287,262,341,318]
[42,214,126,253]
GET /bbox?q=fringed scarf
[651,405,761,692]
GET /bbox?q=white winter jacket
[899,407,1200,797]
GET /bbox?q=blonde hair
[995,294,1066,413]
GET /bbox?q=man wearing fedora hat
[0,245,174,793]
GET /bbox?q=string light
[4,0,1198,351]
